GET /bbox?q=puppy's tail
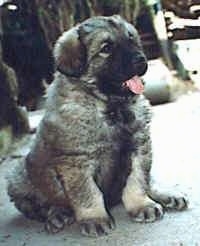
[7,158,49,222]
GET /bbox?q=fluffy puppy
[7,15,187,237]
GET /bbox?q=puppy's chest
[105,98,136,126]
[96,99,136,140]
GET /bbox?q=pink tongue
[123,76,144,94]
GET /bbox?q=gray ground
[0,92,200,246]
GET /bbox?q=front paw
[129,201,164,223]
[79,216,115,237]
[159,196,188,211]
[148,190,188,211]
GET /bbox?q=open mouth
[122,75,144,94]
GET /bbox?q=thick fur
[7,15,187,237]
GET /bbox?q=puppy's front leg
[122,155,164,222]
[55,164,115,237]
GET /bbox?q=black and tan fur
[7,15,187,237]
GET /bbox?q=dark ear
[53,27,86,77]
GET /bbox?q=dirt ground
[1,91,200,246]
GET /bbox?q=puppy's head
[54,15,147,92]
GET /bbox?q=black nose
[132,55,148,76]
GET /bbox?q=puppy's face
[54,15,147,92]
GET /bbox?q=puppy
[7,15,187,237]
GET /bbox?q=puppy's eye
[100,42,113,54]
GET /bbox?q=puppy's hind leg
[8,170,73,234]
[7,159,49,222]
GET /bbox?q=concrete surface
[1,92,200,246]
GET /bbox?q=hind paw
[14,197,48,222]
[45,207,74,234]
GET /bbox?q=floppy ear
[53,27,86,77]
